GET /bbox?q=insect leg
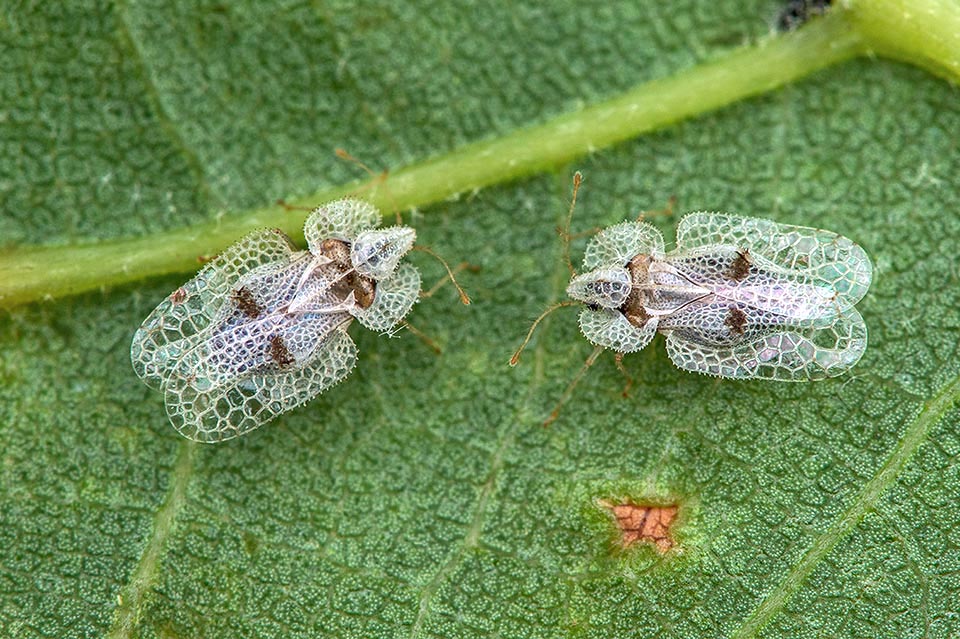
[400,320,442,354]
[614,352,634,398]
[275,199,313,211]
[335,148,400,223]
[634,195,676,222]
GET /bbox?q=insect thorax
[316,238,377,309]
[619,254,653,329]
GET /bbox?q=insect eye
[590,280,624,296]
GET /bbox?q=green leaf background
[2,1,960,638]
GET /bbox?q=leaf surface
[2,2,959,638]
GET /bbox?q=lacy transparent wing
[579,307,658,353]
[163,317,357,442]
[657,295,832,344]
[665,247,840,319]
[582,221,665,270]
[664,305,867,381]
[131,228,297,389]
[304,198,380,251]
[352,263,421,332]
[674,212,872,307]
[144,254,327,393]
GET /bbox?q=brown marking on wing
[725,306,747,335]
[231,286,263,319]
[268,335,296,368]
[728,249,752,281]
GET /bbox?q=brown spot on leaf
[725,306,747,335]
[269,335,296,368]
[728,249,752,281]
[232,286,262,319]
[599,499,678,553]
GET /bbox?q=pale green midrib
[0,13,864,308]
[106,442,196,639]
[731,373,960,639]
[112,0,216,210]
[849,0,960,84]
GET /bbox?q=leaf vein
[113,0,217,209]
[408,175,575,637]
[732,373,960,638]
[309,0,411,160]
[106,441,196,639]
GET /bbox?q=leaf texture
[1,1,959,638]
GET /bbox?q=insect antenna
[508,300,579,366]
[411,245,471,305]
[558,171,583,277]
[335,148,402,224]
[422,261,480,299]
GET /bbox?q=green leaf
[2,2,959,638]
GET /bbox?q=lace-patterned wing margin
[583,221,665,270]
[131,228,297,389]
[675,212,872,307]
[579,308,657,354]
[305,198,381,251]
[352,263,421,332]
[164,323,358,443]
[664,305,867,381]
